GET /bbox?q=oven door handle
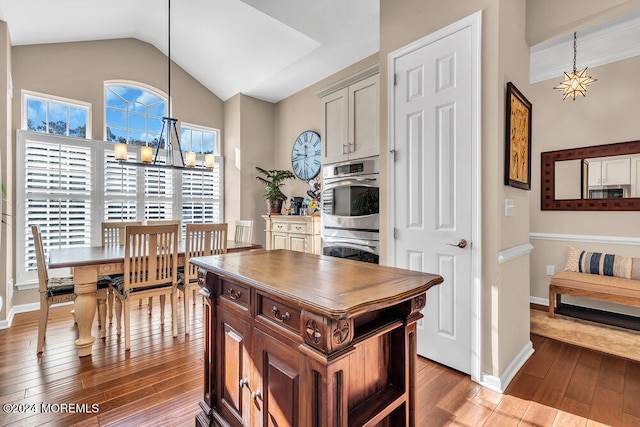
[323,177,378,190]
[324,240,378,253]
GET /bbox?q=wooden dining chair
[234,220,253,243]
[32,225,111,353]
[101,221,142,323]
[142,220,182,312]
[178,223,227,334]
[113,224,179,350]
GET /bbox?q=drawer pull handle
[239,378,249,388]
[272,306,290,322]
[228,288,242,300]
[199,288,211,298]
[252,390,262,401]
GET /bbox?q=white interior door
[389,15,480,375]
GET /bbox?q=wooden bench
[549,271,640,318]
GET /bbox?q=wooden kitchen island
[190,249,443,427]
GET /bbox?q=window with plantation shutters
[20,136,93,276]
[17,89,224,286]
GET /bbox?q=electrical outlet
[546,265,555,276]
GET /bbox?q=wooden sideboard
[190,249,443,426]
[262,214,321,255]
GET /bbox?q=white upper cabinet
[587,155,631,187]
[319,67,379,164]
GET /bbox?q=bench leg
[549,288,555,318]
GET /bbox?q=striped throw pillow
[564,246,640,280]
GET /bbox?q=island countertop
[190,249,443,319]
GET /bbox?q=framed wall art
[504,82,532,190]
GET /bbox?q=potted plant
[255,167,295,214]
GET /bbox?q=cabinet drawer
[220,279,250,309]
[258,294,300,335]
[288,222,309,234]
[272,221,289,232]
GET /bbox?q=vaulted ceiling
[0,0,379,103]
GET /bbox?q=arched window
[104,83,166,147]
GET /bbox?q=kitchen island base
[191,250,441,427]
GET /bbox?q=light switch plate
[505,199,514,216]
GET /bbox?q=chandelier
[553,32,597,100]
[114,0,214,170]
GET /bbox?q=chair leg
[115,297,123,336]
[97,297,107,340]
[192,288,197,305]
[159,295,166,325]
[148,297,153,315]
[37,297,49,354]
[124,299,131,351]
[108,286,114,324]
[184,288,191,335]
[171,291,178,338]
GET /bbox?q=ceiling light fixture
[553,31,597,101]
[114,0,213,170]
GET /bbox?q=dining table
[48,240,262,357]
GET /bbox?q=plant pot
[266,199,283,215]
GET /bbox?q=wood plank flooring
[1,300,639,426]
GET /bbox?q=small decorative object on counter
[306,178,321,215]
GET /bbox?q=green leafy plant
[255,167,295,201]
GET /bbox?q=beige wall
[6,38,224,308]
[528,54,640,316]
[0,22,11,321]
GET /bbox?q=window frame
[22,90,92,138]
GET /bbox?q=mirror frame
[541,140,640,211]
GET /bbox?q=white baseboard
[479,340,534,393]
[530,296,548,306]
[0,301,73,330]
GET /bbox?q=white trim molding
[498,243,533,264]
[529,232,640,246]
[530,9,640,84]
[479,340,534,393]
[530,296,548,306]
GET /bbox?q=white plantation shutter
[22,138,92,273]
[144,160,174,222]
[104,150,138,221]
[16,130,224,285]
[181,157,223,226]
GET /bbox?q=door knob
[447,239,468,249]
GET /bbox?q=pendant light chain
[572,32,577,73]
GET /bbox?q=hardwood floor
[1,300,639,426]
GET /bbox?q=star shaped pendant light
[554,32,597,100]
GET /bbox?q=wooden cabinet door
[348,73,379,160]
[217,307,252,426]
[253,328,303,427]
[602,157,630,185]
[322,87,349,164]
[288,234,308,253]
[587,160,602,186]
[272,233,289,250]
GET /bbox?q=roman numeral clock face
[291,130,321,181]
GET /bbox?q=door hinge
[389,149,396,162]
[393,73,397,86]
[393,228,398,239]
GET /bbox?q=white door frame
[387,11,482,383]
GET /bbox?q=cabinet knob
[252,390,262,401]
[272,306,291,322]
[239,378,249,388]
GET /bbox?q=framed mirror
[541,140,640,210]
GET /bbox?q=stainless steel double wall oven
[321,157,379,264]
